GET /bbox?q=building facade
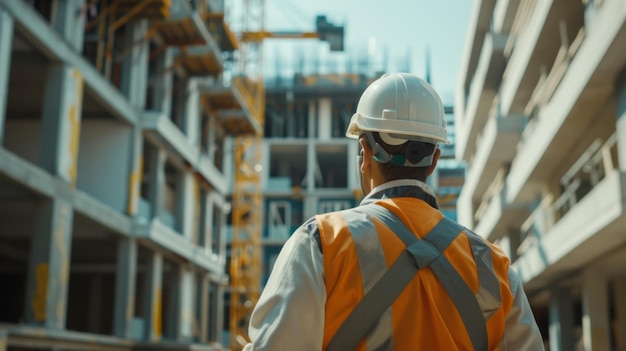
[455,0,626,349]
[0,0,255,349]
[259,73,465,284]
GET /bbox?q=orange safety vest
[316,197,515,350]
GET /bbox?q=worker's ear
[359,137,372,173]
[426,148,441,177]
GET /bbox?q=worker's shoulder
[461,226,512,266]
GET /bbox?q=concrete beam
[0,5,13,145]
[24,198,74,329]
[134,220,224,275]
[113,238,138,338]
[74,190,133,236]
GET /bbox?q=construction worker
[243,73,544,350]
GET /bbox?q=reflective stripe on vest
[318,201,504,350]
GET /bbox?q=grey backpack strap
[326,204,488,351]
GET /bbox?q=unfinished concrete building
[456,0,626,348]
[0,0,258,349]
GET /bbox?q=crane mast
[229,0,264,349]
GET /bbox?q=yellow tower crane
[228,2,344,349]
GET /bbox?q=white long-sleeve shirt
[243,180,544,350]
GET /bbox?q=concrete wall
[76,119,132,213]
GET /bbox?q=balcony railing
[474,166,507,222]
[523,25,586,117]
[517,132,618,255]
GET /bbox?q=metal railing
[517,132,618,255]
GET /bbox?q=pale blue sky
[259,0,473,100]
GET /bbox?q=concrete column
[223,137,234,190]
[0,6,14,144]
[318,98,332,140]
[165,263,181,339]
[126,127,143,216]
[24,198,73,329]
[206,191,220,254]
[616,69,626,171]
[205,114,218,161]
[217,199,227,263]
[308,99,317,139]
[196,273,209,342]
[193,186,206,247]
[428,167,440,191]
[120,19,149,110]
[307,140,316,192]
[38,63,84,187]
[148,149,166,220]
[113,238,137,338]
[160,266,198,341]
[142,250,163,341]
[214,283,225,343]
[173,79,186,130]
[177,266,195,341]
[86,274,104,333]
[208,281,225,343]
[176,171,196,239]
[615,276,626,351]
[152,49,174,115]
[304,195,319,223]
[182,78,201,146]
[207,191,227,261]
[549,286,575,351]
[347,141,358,191]
[581,267,611,351]
[507,227,521,262]
[0,327,7,351]
[53,0,85,53]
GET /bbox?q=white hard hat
[346,73,448,144]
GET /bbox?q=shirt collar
[359,179,439,209]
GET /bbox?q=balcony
[492,0,520,34]
[506,0,625,204]
[202,77,263,135]
[473,175,529,243]
[512,133,626,290]
[154,0,225,76]
[457,0,497,118]
[462,107,525,218]
[456,32,506,161]
[499,0,584,116]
